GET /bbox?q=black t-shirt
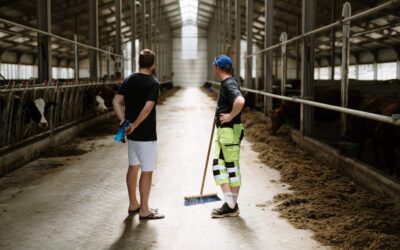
[215,76,243,127]
[117,73,160,141]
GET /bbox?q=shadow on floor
[219,216,258,248]
[108,214,157,250]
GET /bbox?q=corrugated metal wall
[172,28,208,87]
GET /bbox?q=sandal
[128,207,158,214]
[139,212,165,220]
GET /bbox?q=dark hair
[139,49,155,68]
[216,65,233,75]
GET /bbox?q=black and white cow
[24,98,57,128]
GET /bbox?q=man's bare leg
[139,171,153,216]
[220,183,232,193]
[127,165,140,211]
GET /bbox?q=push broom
[184,119,221,206]
[184,44,232,206]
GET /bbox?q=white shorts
[128,140,157,172]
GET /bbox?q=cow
[84,86,115,115]
[97,85,116,108]
[342,96,400,176]
[374,100,400,176]
[0,95,56,139]
[345,97,400,176]
[344,96,394,145]
[269,87,364,135]
[24,98,57,128]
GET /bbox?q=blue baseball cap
[213,55,232,70]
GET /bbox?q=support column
[208,17,213,80]
[74,34,79,81]
[228,0,231,44]
[224,0,228,46]
[340,2,351,136]
[73,15,79,81]
[280,32,287,97]
[234,0,241,79]
[115,0,122,78]
[397,50,400,80]
[245,0,253,89]
[301,0,315,136]
[89,0,98,81]
[141,0,146,50]
[264,0,273,114]
[106,46,111,80]
[149,0,153,50]
[130,0,136,72]
[296,14,301,80]
[37,0,52,83]
[373,51,378,80]
[354,53,360,79]
[216,1,220,54]
[330,0,336,81]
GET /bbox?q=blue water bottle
[114,119,131,143]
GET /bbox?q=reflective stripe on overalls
[212,123,244,187]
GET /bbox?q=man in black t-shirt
[113,49,164,220]
[210,55,246,218]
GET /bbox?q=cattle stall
[0,80,120,156]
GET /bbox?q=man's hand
[220,113,233,124]
[125,123,135,135]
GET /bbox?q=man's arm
[220,96,245,124]
[113,94,125,122]
[126,101,156,135]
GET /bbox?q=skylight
[180,0,198,24]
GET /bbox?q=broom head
[184,193,221,206]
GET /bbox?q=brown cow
[97,85,116,108]
[373,100,400,176]
[269,87,364,135]
[344,96,399,176]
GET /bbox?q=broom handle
[200,118,217,195]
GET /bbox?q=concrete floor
[0,88,326,250]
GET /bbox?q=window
[334,66,341,80]
[314,68,320,80]
[0,63,38,79]
[181,24,198,59]
[349,65,357,79]
[377,62,396,80]
[319,67,329,80]
[52,67,74,79]
[240,40,257,79]
[358,64,374,80]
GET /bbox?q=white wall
[172,27,208,87]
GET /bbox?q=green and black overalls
[213,77,244,187]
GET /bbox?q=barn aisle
[0,87,324,250]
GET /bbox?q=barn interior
[0,0,400,249]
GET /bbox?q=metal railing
[0,18,124,58]
[0,79,173,152]
[222,0,400,131]
[207,80,400,127]
[244,0,398,59]
[0,81,119,152]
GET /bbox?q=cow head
[269,108,283,135]
[94,95,108,113]
[27,98,57,128]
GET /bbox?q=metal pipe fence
[0,18,124,58]
[208,0,400,134]
[244,0,398,59]
[207,80,400,127]
[0,79,173,152]
[0,82,119,151]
